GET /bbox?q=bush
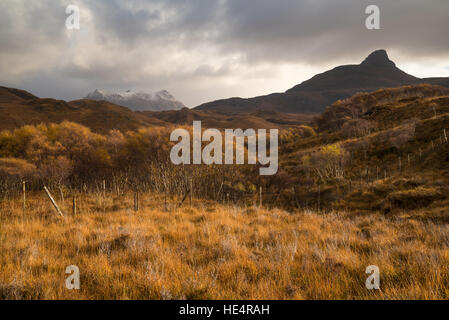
[0,158,37,180]
[303,144,349,181]
[0,158,38,192]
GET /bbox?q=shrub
[304,144,349,181]
[0,158,37,180]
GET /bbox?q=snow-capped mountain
[85,89,186,111]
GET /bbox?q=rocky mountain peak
[361,49,396,68]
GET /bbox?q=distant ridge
[85,89,186,112]
[195,49,449,114]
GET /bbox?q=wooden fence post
[259,186,262,208]
[22,180,26,213]
[190,178,193,208]
[318,185,321,212]
[72,195,77,217]
[133,192,139,212]
[43,186,64,218]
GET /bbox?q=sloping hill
[195,50,449,114]
[0,86,38,103]
[315,84,449,131]
[276,84,449,212]
[142,107,314,129]
[0,88,165,133]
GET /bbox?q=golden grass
[1,192,449,300]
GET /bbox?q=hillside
[141,108,314,129]
[195,50,449,114]
[0,87,166,133]
[0,86,313,133]
[273,84,449,214]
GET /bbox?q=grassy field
[1,192,449,299]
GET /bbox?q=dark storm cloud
[214,0,449,64]
[1,0,448,106]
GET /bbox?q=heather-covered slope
[0,87,164,133]
[278,84,449,213]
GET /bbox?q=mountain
[195,49,449,114]
[85,89,186,111]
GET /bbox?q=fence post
[259,186,262,208]
[190,178,193,208]
[318,185,321,212]
[134,192,139,212]
[22,180,26,213]
[72,195,77,217]
[43,186,64,218]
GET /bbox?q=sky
[1,0,449,107]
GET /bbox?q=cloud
[0,0,448,107]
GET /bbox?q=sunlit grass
[1,192,448,299]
